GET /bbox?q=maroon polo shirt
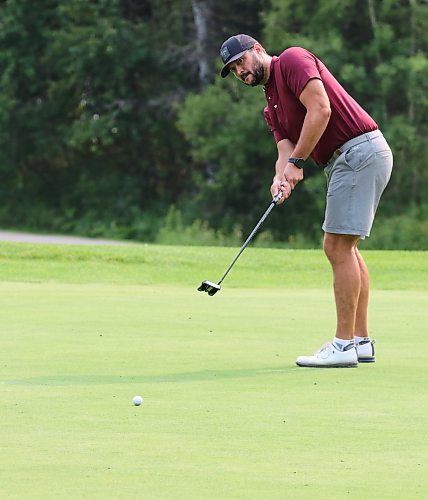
[263,48,378,165]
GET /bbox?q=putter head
[197,280,221,296]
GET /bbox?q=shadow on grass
[5,367,300,386]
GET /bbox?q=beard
[241,61,265,87]
[249,62,265,86]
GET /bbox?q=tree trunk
[192,0,211,87]
[367,0,388,123]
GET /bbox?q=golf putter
[198,191,283,296]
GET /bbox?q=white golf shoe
[356,338,376,363]
[296,342,358,368]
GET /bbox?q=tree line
[0,0,427,248]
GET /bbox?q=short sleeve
[279,47,321,98]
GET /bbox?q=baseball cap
[219,34,258,78]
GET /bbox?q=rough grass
[0,242,426,289]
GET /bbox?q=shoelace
[316,341,357,355]
[315,342,332,355]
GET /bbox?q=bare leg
[354,247,370,338]
[323,233,361,341]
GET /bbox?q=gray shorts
[322,131,393,239]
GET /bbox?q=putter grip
[273,191,283,204]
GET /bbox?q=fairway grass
[1,243,427,499]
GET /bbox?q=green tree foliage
[0,0,426,248]
[179,0,428,245]
[178,75,324,241]
[0,0,195,237]
[263,0,428,216]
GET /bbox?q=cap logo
[220,46,230,63]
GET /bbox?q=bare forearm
[292,107,331,159]
[270,139,295,204]
[274,160,286,181]
[274,139,295,180]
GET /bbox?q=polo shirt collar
[263,56,279,91]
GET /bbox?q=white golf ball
[132,395,143,406]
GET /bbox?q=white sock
[333,337,354,351]
[355,336,370,344]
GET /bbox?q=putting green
[0,244,427,499]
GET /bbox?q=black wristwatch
[288,157,306,169]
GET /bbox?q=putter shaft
[218,192,282,285]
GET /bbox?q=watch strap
[288,157,306,169]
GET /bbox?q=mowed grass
[0,242,427,499]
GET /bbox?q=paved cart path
[0,230,130,246]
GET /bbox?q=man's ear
[253,42,265,53]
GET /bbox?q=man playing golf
[219,34,393,367]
